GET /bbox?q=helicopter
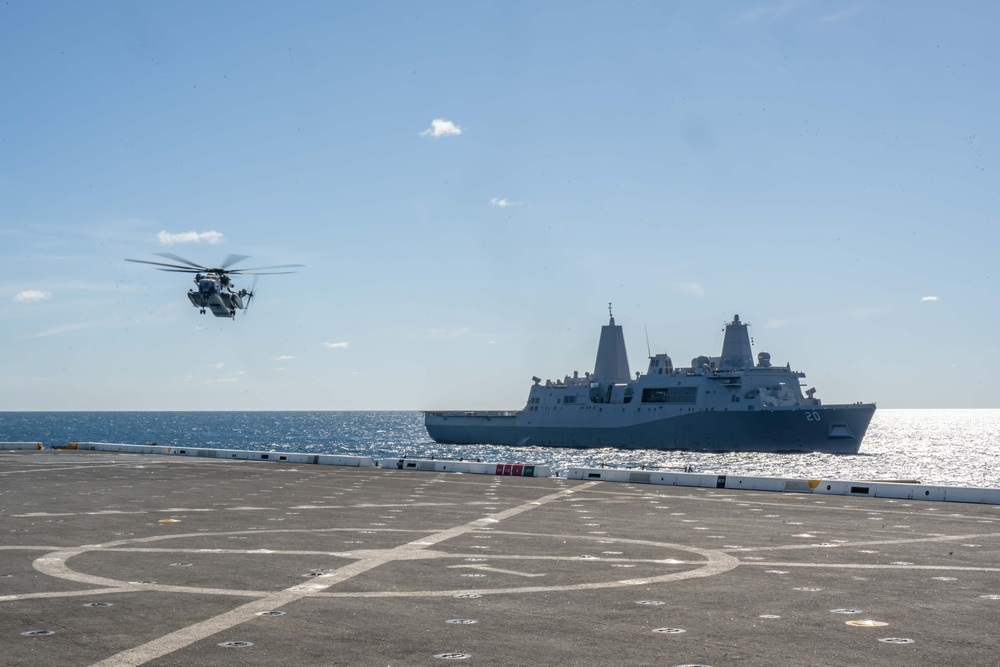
[125,253,303,319]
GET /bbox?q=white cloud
[158,230,225,245]
[213,362,225,369]
[419,118,463,138]
[489,198,526,208]
[274,355,296,361]
[13,290,52,303]
[669,282,705,297]
[921,295,940,302]
[324,341,349,349]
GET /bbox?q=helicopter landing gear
[200,308,206,314]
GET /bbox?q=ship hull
[424,403,875,454]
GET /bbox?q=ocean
[1,409,997,488]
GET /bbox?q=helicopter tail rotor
[242,275,259,314]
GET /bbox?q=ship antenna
[645,324,651,358]
[608,302,613,318]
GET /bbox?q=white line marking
[86,482,601,666]
[0,587,128,602]
[449,564,546,577]
[0,462,156,475]
[739,532,1000,552]
[745,562,1000,572]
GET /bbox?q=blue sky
[1,1,997,410]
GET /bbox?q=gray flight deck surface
[2,450,999,666]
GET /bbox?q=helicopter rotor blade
[125,258,204,271]
[232,270,300,276]
[153,253,210,270]
[126,254,302,280]
[220,254,252,270]
[228,263,305,274]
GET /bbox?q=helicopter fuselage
[187,272,246,318]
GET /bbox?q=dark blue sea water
[2,409,998,488]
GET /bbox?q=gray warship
[424,311,875,453]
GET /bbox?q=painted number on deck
[805,411,821,421]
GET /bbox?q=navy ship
[424,311,875,453]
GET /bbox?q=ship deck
[2,449,999,666]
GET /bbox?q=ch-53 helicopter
[125,253,303,319]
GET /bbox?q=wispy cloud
[669,282,705,297]
[743,0,803,21]
[921,295,940,302]
[274,355,296,361]
[765,319,787,328]
[490,198,523,208]
[13,290,52,303]
[419,118,463,138]
[31,321,100,338]
[323,341,349,349]
[3,218,154,247]
[212,362,225,369]
[820,5,862,22]
[158,230,225,245]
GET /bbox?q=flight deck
[2,449,999,666]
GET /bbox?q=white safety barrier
[0,442,44,450]
[383,458,552,478]
[564,467,1000,505]
[68,442,376,467]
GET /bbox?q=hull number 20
[805,411,821,422]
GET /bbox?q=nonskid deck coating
[1,450,999,666]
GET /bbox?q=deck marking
[449,564,546,577]
[744,562,1000,572]
[732,532,1000,552]
[83,482,600,666]
[0,463,152,475]
[0,587,128,602]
